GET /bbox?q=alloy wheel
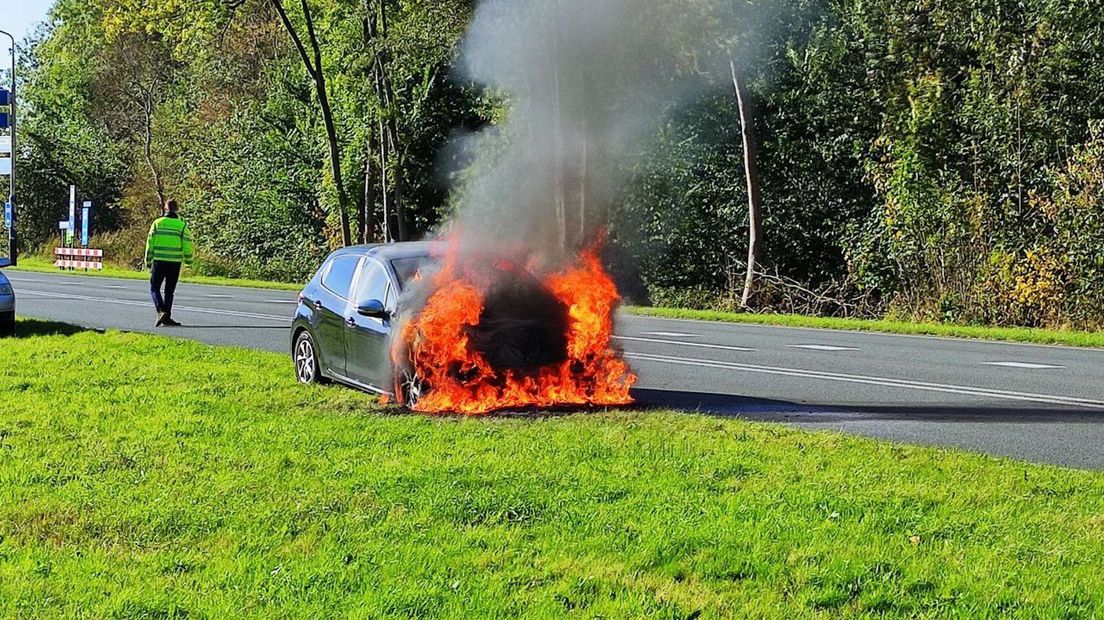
[295,335,317,383]
[400,368,425,408]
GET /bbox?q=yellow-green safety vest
[145,216,194,266]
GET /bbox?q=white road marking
[789,344,859,352]
[643,331,699,338]
[983,362,1065,370]
[625,352,1104,410]
[18,290,289,322]
[625,312,1104,354]
[204,294,235,298]
[267,300,298,304]
[613,335,754,352]
[104,285,128,289]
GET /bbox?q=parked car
[291,242,437,402]
[0,268,15,337]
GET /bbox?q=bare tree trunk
[731,60,763,309]
[579,132,588,247]
[550,35,567,255]
[271,0,353,246]
[378,116,391,242]
[360,0,377,244]
[369,0,407,241]
[393,146,408,241]
[141,92,166,209]
[361,135,377,243]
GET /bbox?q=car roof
[0,270,8,284]
[335,241,445,262]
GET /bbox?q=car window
[321,255,361,299]
[391,256,435,290]
[355,259,390,305]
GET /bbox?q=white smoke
[447,0,739,261]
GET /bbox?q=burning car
[291,241,636,414]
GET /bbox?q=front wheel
[294,331,327,384]
[395,366,426,409]
[0,312,14,338]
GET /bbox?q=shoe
[162,316,182,327]
[155,312,167,327]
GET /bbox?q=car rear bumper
[0,295,13,313]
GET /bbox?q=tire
[0,312,14,338]
[293,331,328,385]
[395,365,426,409]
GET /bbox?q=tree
[270,0,353,246]
[731,60,763,308]
[93,32,180,209]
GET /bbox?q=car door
[344,258,395,387]
[314,254,362,377]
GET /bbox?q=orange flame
[395,244,636,415]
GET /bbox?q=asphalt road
[9,269,1104,470]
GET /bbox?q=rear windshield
[391,256,436,290]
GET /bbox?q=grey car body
[0,269,15,337]
[290,242,438,396]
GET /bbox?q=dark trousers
[150,261,182,315]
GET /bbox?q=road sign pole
[68,185,76,247]
[0,29,16,266]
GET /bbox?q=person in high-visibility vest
[145,199,194,327]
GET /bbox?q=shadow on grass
[12,319,100,339]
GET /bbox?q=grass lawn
[9,256,303,291]
[627,305,1104,349]
[2,321,1103,617]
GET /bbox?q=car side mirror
[357,299,390,320]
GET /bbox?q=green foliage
[13,0,1104,326]
[16,0,479,278]
[3,323,1104,616]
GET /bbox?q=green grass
[627,305,1104,348]
[9,256,303,291]
[2,320,1103,617]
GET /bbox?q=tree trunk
[550,35,567,255]
[361,135,377,243]
[141,93,166,210]
[731,60,763,309]
[367,0,405,241]
[378,116,391,242]
[271,0,352,246]
[579,132,588,247]
[393,144,407,241]
[360,1,377,244]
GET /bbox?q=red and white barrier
[55,247,104,270]
[55,247,104,259]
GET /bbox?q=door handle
[345,317,356,327]
[314,300,323,310]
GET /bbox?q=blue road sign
[0,113,8,129]
[0,88,9,106]
[3,202,11,228]
[81,202,91,246]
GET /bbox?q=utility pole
[0,29,16,266]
